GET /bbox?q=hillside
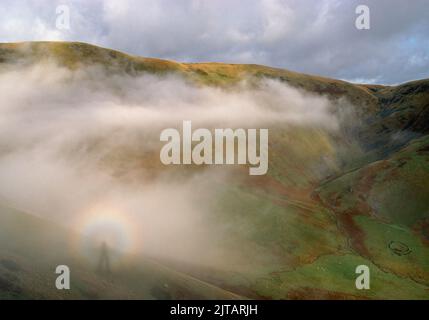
[0,41,428,299]
[0,202,242,299]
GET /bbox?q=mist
[0,61,340,268]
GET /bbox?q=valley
[0,41,428,300]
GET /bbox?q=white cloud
[0,0,428,84]
[0,61,339,264]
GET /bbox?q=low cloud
[0,62,338,267]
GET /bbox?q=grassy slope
[0,41,378,104]
[317,136,429,289]
[0,41,428,299]
[0,203,242,299]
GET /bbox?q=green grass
[253,253,429,299]
[318,135,429,227]
[0,41,429,299]
[354,215,429,286]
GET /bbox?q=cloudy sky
[0,0,428,84]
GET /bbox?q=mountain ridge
[0,41,428,299]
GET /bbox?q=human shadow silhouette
[97,241,111,274]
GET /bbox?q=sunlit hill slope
[0,42,428,299]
